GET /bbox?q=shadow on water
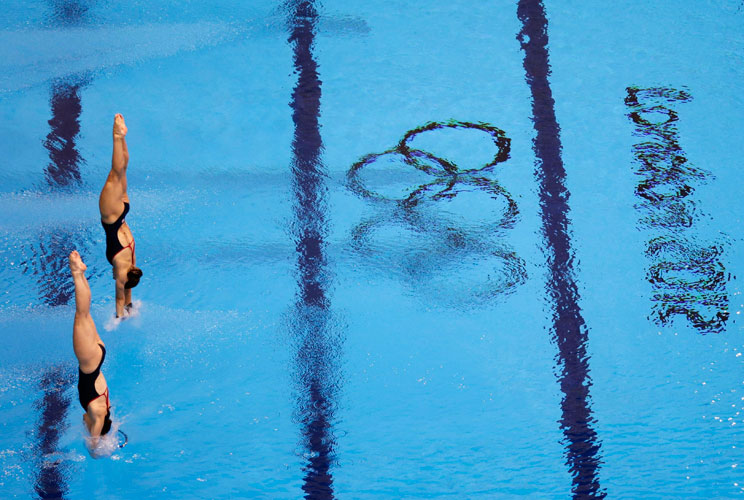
[517,1,605,498]
[287,1,341,498]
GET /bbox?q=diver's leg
[70,251,100,369]
[99,114,129,219]
[111,113,129,187]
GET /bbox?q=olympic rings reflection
[398,119,511,175]
[346,120,526,306]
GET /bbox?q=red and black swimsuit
[78,343,112,435]
[77,343,110,411]
[102,202,135,265]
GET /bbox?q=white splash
[82,417,126,459]
[102,299,143,331]
[103,314,123,332]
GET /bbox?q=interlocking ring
[347,149,452,204]
[346,120,526,304]
[398,120,511,176]
[347,120,517,227]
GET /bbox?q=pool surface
[1,0,744,498]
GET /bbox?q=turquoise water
[1,0,744,498]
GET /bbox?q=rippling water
[1,0,744,498]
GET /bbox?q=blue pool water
[1,0,744,498]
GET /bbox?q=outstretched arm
[111,113,129,177]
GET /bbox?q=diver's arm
[88,413,104,438]
[115,267,128,318]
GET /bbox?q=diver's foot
[68,250,87,274]
[113,114,127,139]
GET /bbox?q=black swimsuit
[102,202,134,264]
[78,343,109,410]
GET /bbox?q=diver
[70,250,113,446]
[99,114,142,318]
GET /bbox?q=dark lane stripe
[37,78,89,307]
[30,80,85,496]
[516,1,606,498]
[33,367,74,500]
[37,0,93,305]
[48,0,92,27]
[44,81,84,188]
[287,2,337,499]
[29,4,92,498]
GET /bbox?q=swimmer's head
[125,266,143,289]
